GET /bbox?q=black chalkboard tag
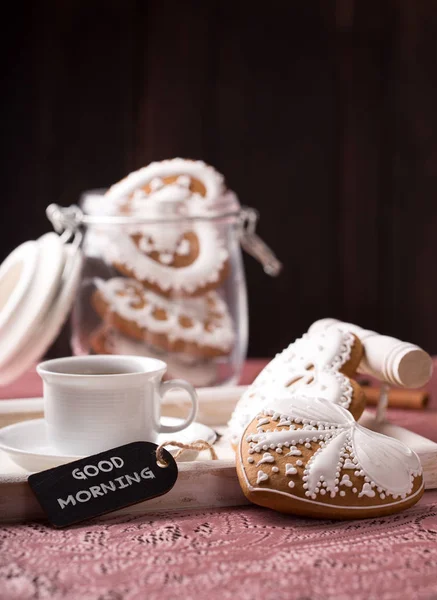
[28,441,178,528]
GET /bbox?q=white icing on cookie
[285,464,298,476]
[240,395,422,507]
[256,471,269,484]
[228,329,356,442]
[256,453,275,466]
[340,475,353,487]
[105,159,226,208]
[342,458,356,469]
[100,222,228,295]
[358,482,376,498]
[285,447,302,457]
[94,277,234,352]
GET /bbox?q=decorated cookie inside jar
[48,158,281,387]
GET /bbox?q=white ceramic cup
[37,355,198,455]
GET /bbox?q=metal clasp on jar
[238,207,283,276]
[46,204,84,247]
[47,202,283,277]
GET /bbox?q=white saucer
[0,418,217,472]
[0,244,83,386]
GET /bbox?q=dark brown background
[3,0,437,357]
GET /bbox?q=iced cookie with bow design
[229,328,367,444]
[237,395,424,519]
[101,159,235,297]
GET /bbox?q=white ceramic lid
[0,240,38,333]
[0,234,82,384]
[0,244,83,386]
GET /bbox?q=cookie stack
[87,159,237,385]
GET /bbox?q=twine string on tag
[156,439,218,466]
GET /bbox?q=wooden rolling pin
[309,318,433,388]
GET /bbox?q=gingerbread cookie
[105,224,229,297]
[229,328,367,445]
[91,277,234,358]
[237,395,424,519]
[100,159,234,297]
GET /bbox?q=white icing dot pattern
[256,471,269,484]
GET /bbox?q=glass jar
[47,193,281,387]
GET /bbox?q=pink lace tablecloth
[1,362,437,600]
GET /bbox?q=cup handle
[159,379,198,434]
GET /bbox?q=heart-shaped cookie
[229,328,367,445]
[237,395,423,519]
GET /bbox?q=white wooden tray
[1,387,437,523]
